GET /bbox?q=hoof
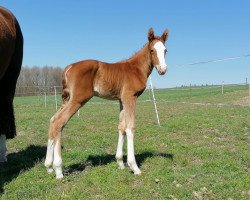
[54,166,63,179]
[134,169,142,175]
[56,174,64,179]
[116,157,125,170]
[127,162,141,175]
[47,168,54,173]
[118,165,125,170]
[117,161,125,170]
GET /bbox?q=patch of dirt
[234,96,250,105]
[169,132,182,138]
[191,157,203,166]
[192,187,214,199]
[17,131,26,136]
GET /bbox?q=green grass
[1,85,250,199]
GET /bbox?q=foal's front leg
[116,101,125,169]
[123,97,141,175]
[116,130,125,169]
[126,128,141,175]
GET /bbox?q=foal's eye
[150,49,154,53]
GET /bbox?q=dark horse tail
[0,11,23,139]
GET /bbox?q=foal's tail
[61,65,71,103]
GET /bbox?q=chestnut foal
[45,28,169,179]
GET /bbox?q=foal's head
[148,28,169,75]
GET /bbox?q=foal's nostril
[159,67,167,75]
[155,65,167,75]
[158,70,165,75]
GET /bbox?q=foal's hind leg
[45,99,83,179]
[45,106,66,174]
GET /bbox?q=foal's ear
[161,29,169,43]
[148,28,155,42]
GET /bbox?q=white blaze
[153,41,167,72]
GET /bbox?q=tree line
[15,66,64,96]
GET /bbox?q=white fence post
[44,92,47,107]
[249,83,250,96]
[54,86,58,111]
[149,76,160,126]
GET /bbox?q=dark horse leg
[0,21,23,162]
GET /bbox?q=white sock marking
[45,139,54,172]
[126,129,141,174]
[53,140,63,179]
[116,131,125,169]
[0,135,7,162]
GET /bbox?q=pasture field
[0,85,250,199]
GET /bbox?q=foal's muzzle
[156,65,167,75]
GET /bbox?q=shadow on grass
[0,145,46,194]
[65,151,173,175]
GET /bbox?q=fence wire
[14,83,250,108]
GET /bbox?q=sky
[1,0,250,88]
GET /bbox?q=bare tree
[16,66,63,96]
